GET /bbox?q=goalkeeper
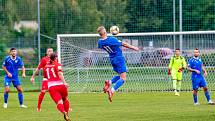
[168,48,187,96]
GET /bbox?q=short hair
[194,48,200,52]
[175,48,180,51]
[10,48,16,51]
[97,26,106,36]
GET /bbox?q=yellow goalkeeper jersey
[168,56,187,71]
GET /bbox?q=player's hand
[195,70,200,74]
[7,72,12,78]
[204,71,207,77]
[30,77,35,84]
[178,68,183,73]
[22,73,26,78]
[168,69,171,75]
[64,83,69,88]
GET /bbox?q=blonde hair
[97,26,106,36]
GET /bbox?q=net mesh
[58,31,215,92]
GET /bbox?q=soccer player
[31,48,53,111]
[45,53,71,121]
[2,48,27,108]
[188,48,214,105]
[168,48,187,96]
[97,26,139,102]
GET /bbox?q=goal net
[57,31,215,92]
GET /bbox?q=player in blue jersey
[188,48,214,105]
[97,26,139,102]
[2,48,27,108]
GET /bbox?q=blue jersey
[98,37,123,58]
[2,56,24,78]
[188,57,203,78]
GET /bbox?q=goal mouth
[57,31,215,92]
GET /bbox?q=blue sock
[4,93,8,103]
[113,79,125,91]
[18,92,23,105]
[204,91,211,102]
[193,94,198,103]
[111,76,120,84]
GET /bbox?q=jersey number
[103,46,113,53]
[46,68,56,79]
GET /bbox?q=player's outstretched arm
[122,42,139,51]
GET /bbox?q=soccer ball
[110,26,119,35]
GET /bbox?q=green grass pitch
[0,92,214,121]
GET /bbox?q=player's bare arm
[58,72,67,85]
[2,66,12,78]
[202,64,207,77]
[22,66,26,78]
[122,42,139,51]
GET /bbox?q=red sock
[63,99,70,112]
[57,103,65,113]
[37,92,45,108]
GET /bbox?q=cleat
[64,112,71,121]
[3,103,7,109]
[175,92,180,96]
[103,80,110,93]
[208,100,214,105]
[20,104,28,108]
[107,89,113,102]
[194,102,200,106]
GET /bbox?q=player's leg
[49,86,71,121]
[104,76,120,93]
[171,71,177,95]
[37,80,48,111]
[60,85,71,113]
[13,79,27,108]
[3,77,11,108]
[201,77,214,104]
[175,72,182,96]
[192,78,199,105]
[193,89,199,105]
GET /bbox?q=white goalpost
[57,31,215,92]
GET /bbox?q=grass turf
[0,92,214,121]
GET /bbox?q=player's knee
[203,87,208,92]
[57,100,63,105]
[41,90,46,93]
[193,90,198,95]
[5,89,10,93]
[17,88,23,93]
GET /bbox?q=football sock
[176,80,181,92]
[110,76,120,84]
[63,99,70,113]
[112,78,125,92]
[37,92,45,108]
[18,92,23,105]
[193,93,198,103]
[204,91,211,102]
[57,103,65,113]
[173,80,177,91]
[4,92,8,103]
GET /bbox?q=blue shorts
[110,56,127,74]
[191,75,207,90]
[4,77,21,87]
